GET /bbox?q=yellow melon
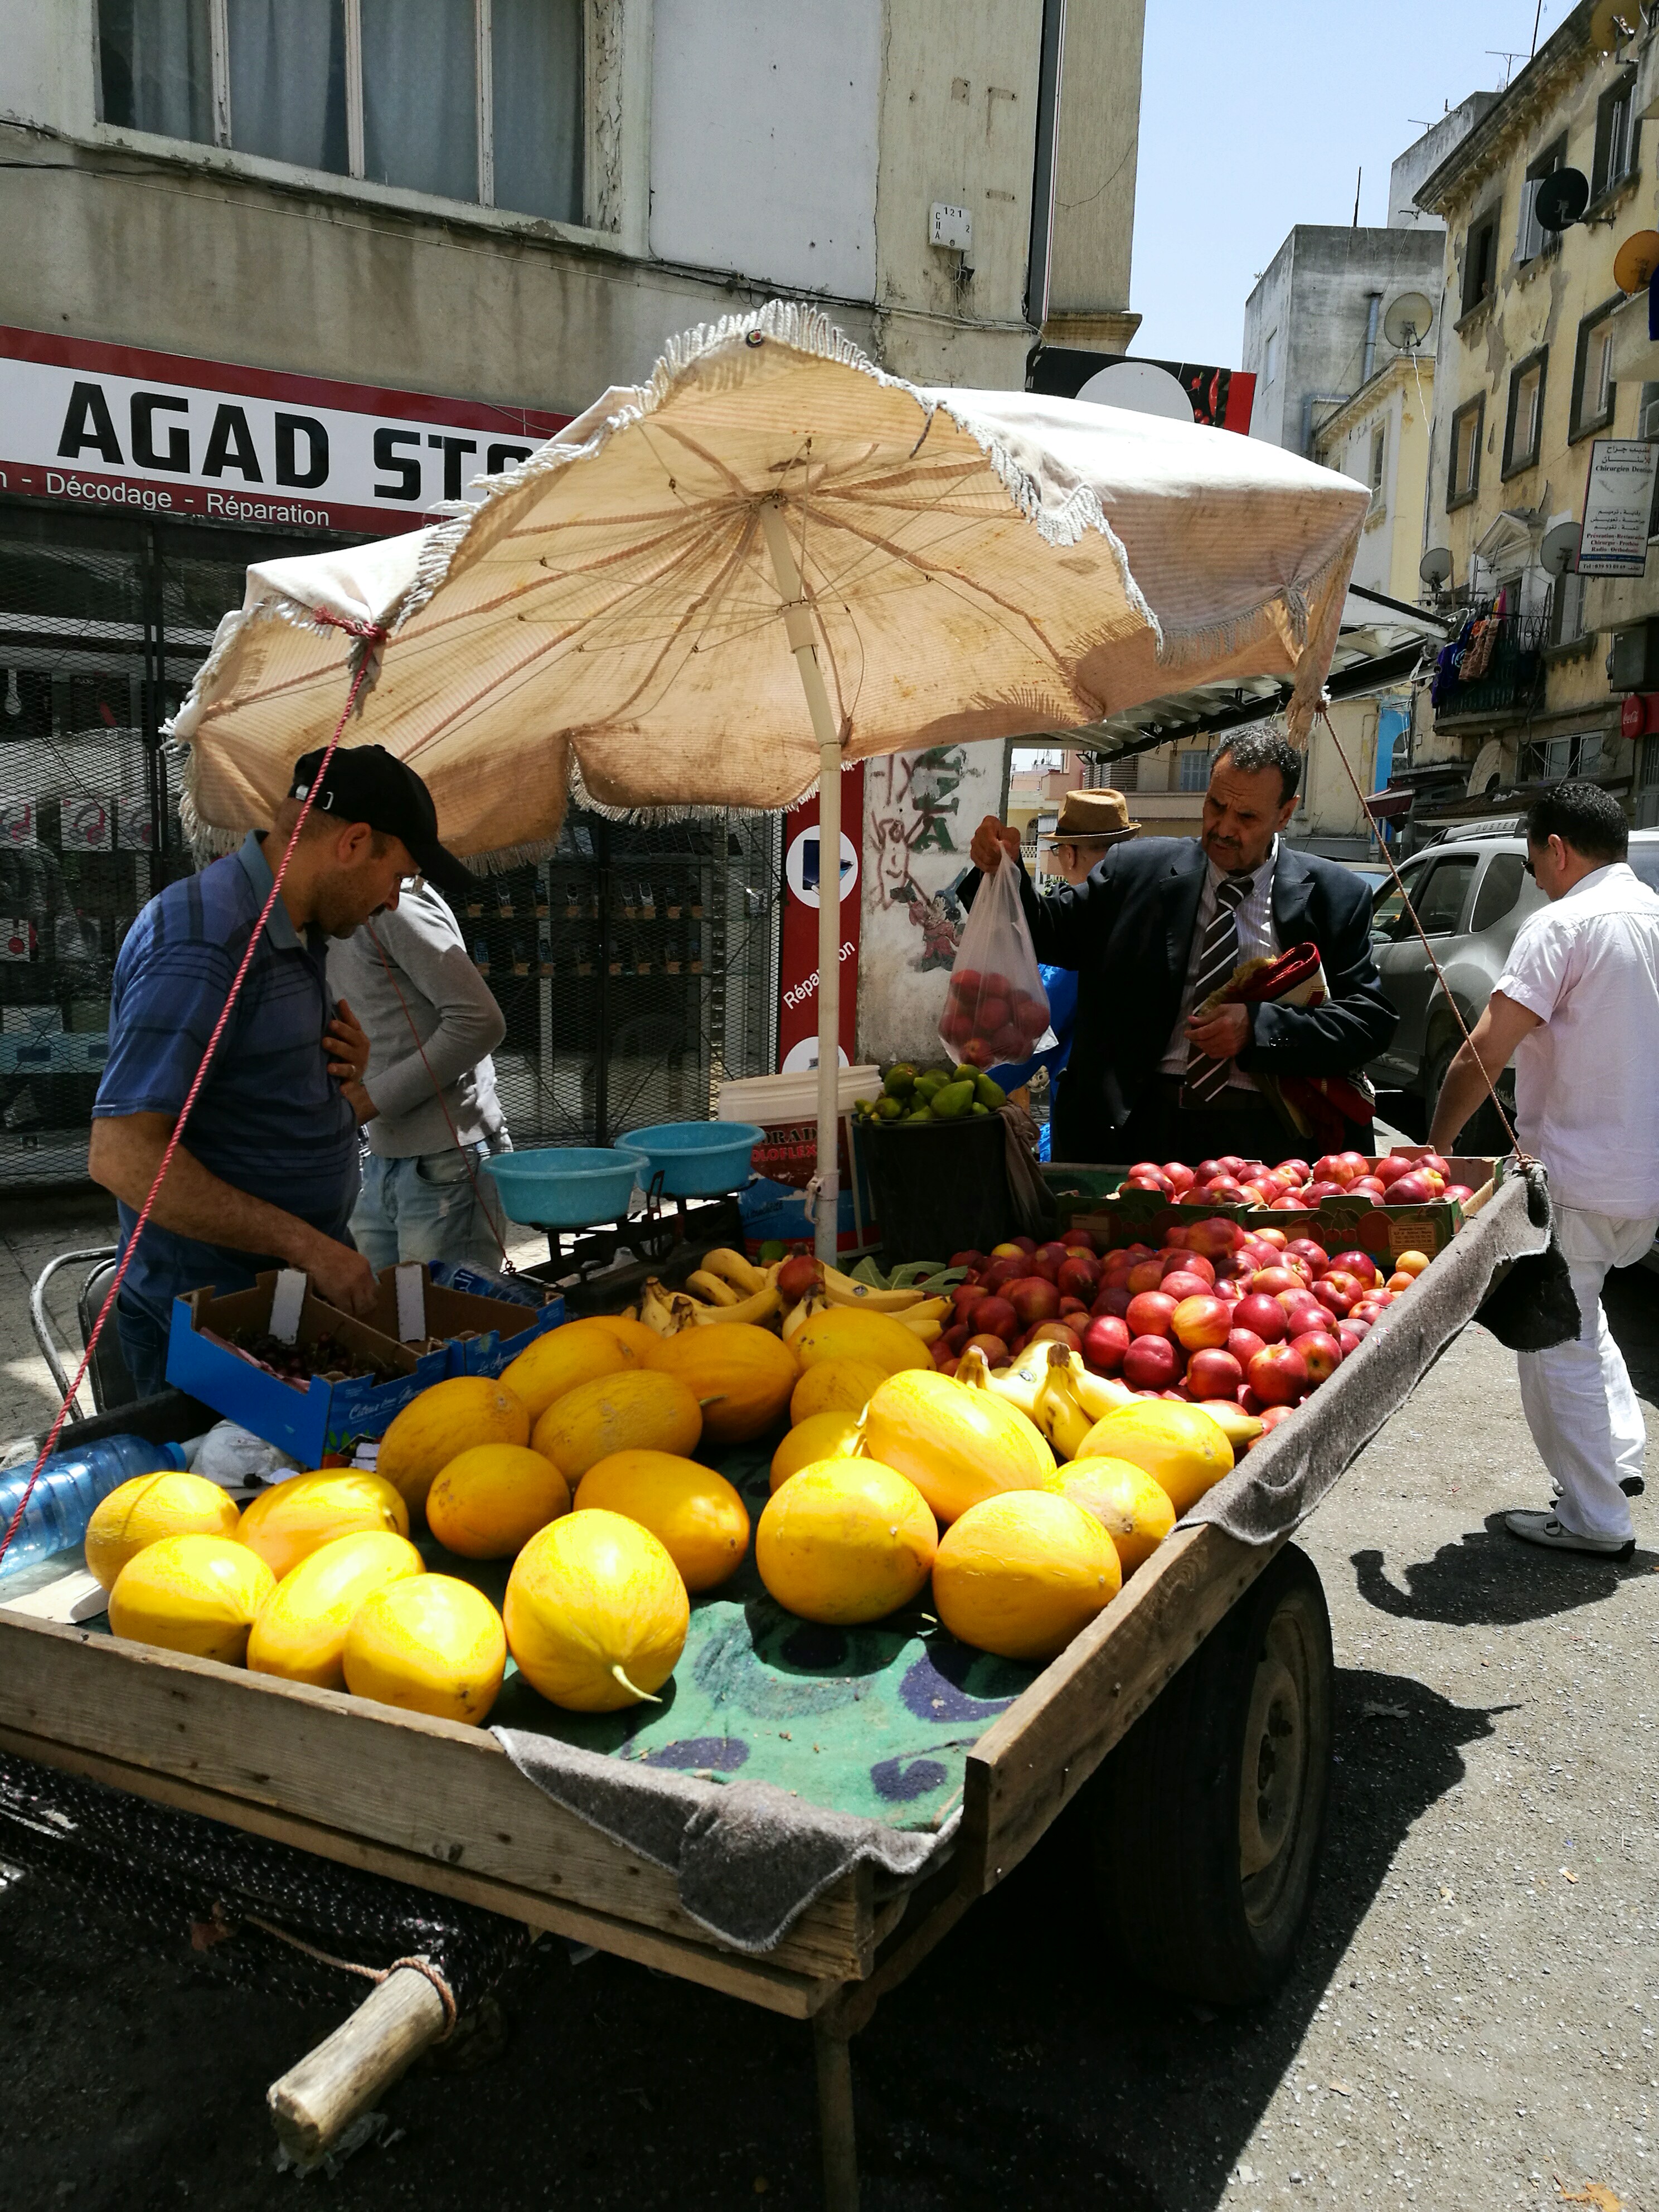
[1074,1400,1233,1516]
[530,1369,702,1482]
[789,1357,886,1427]
[575,1450,749,1592]
[644,1324,798,1445]
[770,1410,863,1492]
[376,1376,529,1517]
[1046,1457,1175,1575]
[755,1458,937,1626]
[107,1534,276,1666]
[246,1529,425,1689]
[932,1492,1120,1662]
[425,1444,571,1559]
[580,1313,662,1361]
[85,1471,240,1592]
[858,1369,1053,1525]
[498,1318,641,1423]
[505,1508,689,1711]
[792,1309,932,1377]
[344,1575,507,1725]
[236,1468,410,1580]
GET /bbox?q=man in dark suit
[966,727,1396,1166]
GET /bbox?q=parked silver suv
[1365,822,1659,1154]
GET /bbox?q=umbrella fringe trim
[566,755,807,827]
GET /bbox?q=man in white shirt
[328,880,513,1273]
[1432,783,1659,1559]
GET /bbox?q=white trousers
[1515,1205,1657,1542]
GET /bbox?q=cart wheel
[1090,1543,1333,2006]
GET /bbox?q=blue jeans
[350,1139,512,1273]
[114,1296,170,1401]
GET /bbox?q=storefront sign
[1578,438,1659,576]
[777,764,865,1073]
[0,327,571,537]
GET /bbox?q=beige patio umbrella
[172,300,1369,1257]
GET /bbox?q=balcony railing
[1432,612,1548,724]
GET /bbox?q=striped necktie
[1183,872,1254,1105]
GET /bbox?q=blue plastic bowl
[481,1147,644,1230]
[617,1120,767,1200]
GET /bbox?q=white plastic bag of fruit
[941,859,1056,1069]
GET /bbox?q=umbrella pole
[759,500,844,1264]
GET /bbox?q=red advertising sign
[777,763,864,1073]
[0,325,570,536]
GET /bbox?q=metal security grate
[0,499,783,1187]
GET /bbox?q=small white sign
[394,1262,426,1343]
[0,920,28,961]
[0,798,36,847]
[784,826,858,910]
[929,202,973,253]
[1578,438,1659,576]
[118,797,156,851]
[269,1268,308,1346]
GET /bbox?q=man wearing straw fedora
[968,727,1395,1168]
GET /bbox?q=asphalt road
[2,1270,1656,2212]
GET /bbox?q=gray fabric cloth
[327,882,507,1158]
[491,1728,950,1956]
[1189,1166,1553,1544]
[998,1101,1058,1235]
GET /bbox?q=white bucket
[716,1066,884,1254]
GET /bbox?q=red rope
[361,915,516,1272]
[1,616,387,1568]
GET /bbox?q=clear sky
[1128,1,1576,370]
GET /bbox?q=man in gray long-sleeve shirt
[327,881,512,1271]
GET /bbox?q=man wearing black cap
[89,745,472,1398]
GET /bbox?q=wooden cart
[0,1488,1320,2211]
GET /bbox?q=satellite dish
[1590,0,1637,52]
[1383,292,1435,351]
[1419,546,1453,588]
[1614,227,1659,294]
[1073,360,1196,423]
[1535,168,1590,234]
[1541,520,1581,576]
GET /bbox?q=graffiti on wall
[857,741,1008,1065]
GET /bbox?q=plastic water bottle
[0,1434,188,1582]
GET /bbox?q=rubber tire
[1090,1543,1333,2006]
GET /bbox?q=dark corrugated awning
[1366,787,1415,821]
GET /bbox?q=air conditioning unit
[1606,619,1659,691]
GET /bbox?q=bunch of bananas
[639,1248,783,1335]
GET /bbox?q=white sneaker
[1504,1509,1634,1561]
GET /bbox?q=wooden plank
[0,1723,833,2018]
[961,1523,1286,1891]
[0,1611,872,1983]
[269,1970,449,2163]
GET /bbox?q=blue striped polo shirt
[94,831,360,1329]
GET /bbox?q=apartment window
[1592,68,1638,201]
[1461,206,1500,317]
[1263,329,1279,385]
[1548,567,1586,647]
[1503,349,1547,477]
[1524,731,1607,782]
[1448,393,1484,507]
[1369,423,1386,505]
[1178,748,1214,793]
[96,0,583,221]
[1517,135,1566,264]
[1571,297,1622,440]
